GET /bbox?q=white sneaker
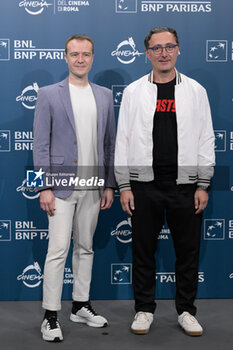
[178,311,203,336]
[131,311,154,334]
[70,302,108,328]
[41,316,63,342]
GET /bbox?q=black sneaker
[70,301,108,328]
[41,315,63,342]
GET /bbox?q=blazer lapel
[91,83,103,142]
[58,78,76,132]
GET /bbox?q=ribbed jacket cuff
[118,183,131,192]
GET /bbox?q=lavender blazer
[33,78,116,198]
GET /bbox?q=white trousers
[42,190,101,311]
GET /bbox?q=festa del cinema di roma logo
[18,1,53,15]
[111,217,132,243]
[17,262,43,288]
[111,37,144,64]
[16,178,40,200]
[16,82,39,110]
[18,0,90,14]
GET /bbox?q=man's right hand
[120,190,135,216]
[40,189,56,216]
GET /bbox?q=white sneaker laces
[135,312,150,322]
[182,313,198,325]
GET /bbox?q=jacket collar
[58,78,75,131]
[148,68,181,85]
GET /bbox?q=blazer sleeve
[103,89,117,189]
[33,88,52,191]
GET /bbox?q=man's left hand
[100,188,114,210]
[194,188,209,214]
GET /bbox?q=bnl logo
[112,85,127,106]
[0,220,11,241]
[206,40,228,62]
[111,264,132,284]
[214,130,226,152]
[0,39,10,61]
[0,131,10,152]
[26,169,45,187]
[115,0,137,13]
[204,219,225,240]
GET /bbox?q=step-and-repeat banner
[0,0,232,301]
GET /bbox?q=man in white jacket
[114,27,215,336]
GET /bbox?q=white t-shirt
[69,83,98,187]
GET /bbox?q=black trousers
[130,180,203,316]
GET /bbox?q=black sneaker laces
[47,316,59,330]
[84,303,98,316]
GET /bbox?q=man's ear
[145,49,151,61]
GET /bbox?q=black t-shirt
[152,77,178,181]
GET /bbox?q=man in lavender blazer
[33,34,116,342]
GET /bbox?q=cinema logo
[15,221,49,240]
[18,0,53,15]
[16,178,40,200]
[14,40,64,60]
[111,217,132,243]
[17,262,43,288]
[14,131,33,151]
[111,37,144,64]
[16,83,39,110]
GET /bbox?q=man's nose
[76,54,84,62]
[161,47,168,55]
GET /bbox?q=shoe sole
[183,329,203,336]
[70,313,108,328]
[179,325,203,336]
[42,334,63,342]
[131,327,150,335]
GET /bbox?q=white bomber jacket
[114,70,215,192]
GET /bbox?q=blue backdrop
[0,0,232,301]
